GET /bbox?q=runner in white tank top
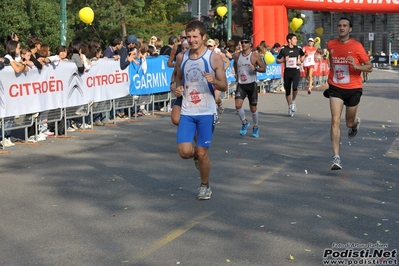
[172,21,228,200]
[233,34,266,138]
[303,38,317,94]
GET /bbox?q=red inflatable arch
[253,0,399,47]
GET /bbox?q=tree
[0,0,193,55]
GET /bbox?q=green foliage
[0,0,193,55]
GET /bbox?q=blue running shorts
[177,115,215,148]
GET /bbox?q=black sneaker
[348,117,360,139]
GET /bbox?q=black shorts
[235,82,258,106]
[327,84,362,107]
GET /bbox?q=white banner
[0,59,130,118]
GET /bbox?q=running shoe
[291,103,296,112]
[217,103,224,114]
[197,186,212,200]
[331,156,342,170]
[348,117,361,139]
[252,127,259,138]
[288,107,293,117]
[193,158,199,170]
[6,138,15,146]
[239,120,250,135]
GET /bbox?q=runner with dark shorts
[325,17,372,170]
[233,34,266,137]
[276,33,305,117]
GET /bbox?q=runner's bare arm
[174,53,184,96]
[208,53,228,92]
[253,53,266,73]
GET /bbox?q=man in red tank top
[325,17,372,170]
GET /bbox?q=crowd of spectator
[1,29,331,148]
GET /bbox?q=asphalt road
[1,68,398,266]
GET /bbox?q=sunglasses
[180,36,187,39]
[241,40,250,44]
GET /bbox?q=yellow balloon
[292,18,303,30]
[289,22,298,32]
[314,37,321,43]
[216,6,228,17]
[315,27,324,35]
[79,7,94,25]
[264,53,275,65]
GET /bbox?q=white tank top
[303,46,317,67]
[237,51,257,84]
[180,49,217,116]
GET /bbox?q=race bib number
[332,65,350,84]
[184,84,207,108]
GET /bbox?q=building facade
[314,12,399,56]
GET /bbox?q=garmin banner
[129,56,173,95]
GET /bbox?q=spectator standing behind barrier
[4,40,28,72]
[276,33,305,117]
[271,43,281,55]
[303,38,317,94]
[234,34,266,138]
[27,36,55,140]
[154,38,163,54]
[173,20,228,200]
[65,40,87,132]
[1,40,28,147]
[149,36,157,47]
[55,45,69,61]
[119,35,140,71]
[160,35,178,56]
[167,30,187,68]
[119,36,140,117]
[226,39,236,55]
[324,17,372,170]
[103,38,123,60]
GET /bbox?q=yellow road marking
[135,211,215,260]
[252,164,286,185]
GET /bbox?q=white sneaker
[81,124,92,129]
[27,136,37,143]
[197,186,212,200]
[288,107,293,117]
[43,130,55,136]
[291,103,296,112]
[1,139,11,147]
[6,138,15,146]
[67,127,76,132]
[37,133,47,141]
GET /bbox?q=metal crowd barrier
[1,114,35,148]
[152,92,170,114]
[63,104,92,135]
[113,95,135,121]
[90,100,113,124]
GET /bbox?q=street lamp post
[227,0,232,40]
[198,0,201,21]
[60,0,67,45]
